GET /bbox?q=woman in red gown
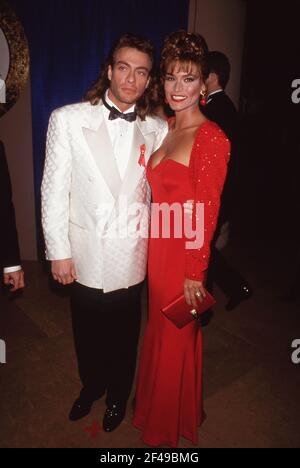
[133,31,231,448]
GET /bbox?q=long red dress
[133,121,230,448]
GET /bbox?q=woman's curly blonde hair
[160,30,209,79]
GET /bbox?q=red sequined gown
[133,121,230,447]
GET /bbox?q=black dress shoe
[103,403,126,432]
[69,392,103,421]
[226,285,253,311]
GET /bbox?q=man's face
[108,47,151,111]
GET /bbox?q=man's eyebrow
[116,61,150,71]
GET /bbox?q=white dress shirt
[206,88,223,104]
[103,91,135,180]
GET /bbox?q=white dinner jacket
[41,101,168,292]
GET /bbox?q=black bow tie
[102,96,137,122]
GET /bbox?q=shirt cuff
[3,265,22,274]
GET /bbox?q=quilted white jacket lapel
[82,102,155,201]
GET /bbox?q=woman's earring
[200,89,207,107]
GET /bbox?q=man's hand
[3,270,25,292]
[51,259,77,285]
[184,278,206,309]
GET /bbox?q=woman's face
[164,61,205,112]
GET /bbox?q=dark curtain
[10,0,190,253]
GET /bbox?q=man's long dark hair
[84,34,155,120]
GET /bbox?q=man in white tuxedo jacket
[41,34,168,432]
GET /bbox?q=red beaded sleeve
[185,121,231,282]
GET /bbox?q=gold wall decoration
[0,0,30,117]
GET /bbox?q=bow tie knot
[103,96,137,122]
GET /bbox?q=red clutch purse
[161,290,216,329]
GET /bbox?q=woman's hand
[184,278,206,309]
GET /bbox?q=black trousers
[70,281,143,407]
[207,246,247,297]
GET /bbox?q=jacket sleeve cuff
[3,265,22,274]
[185,264,206,282]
